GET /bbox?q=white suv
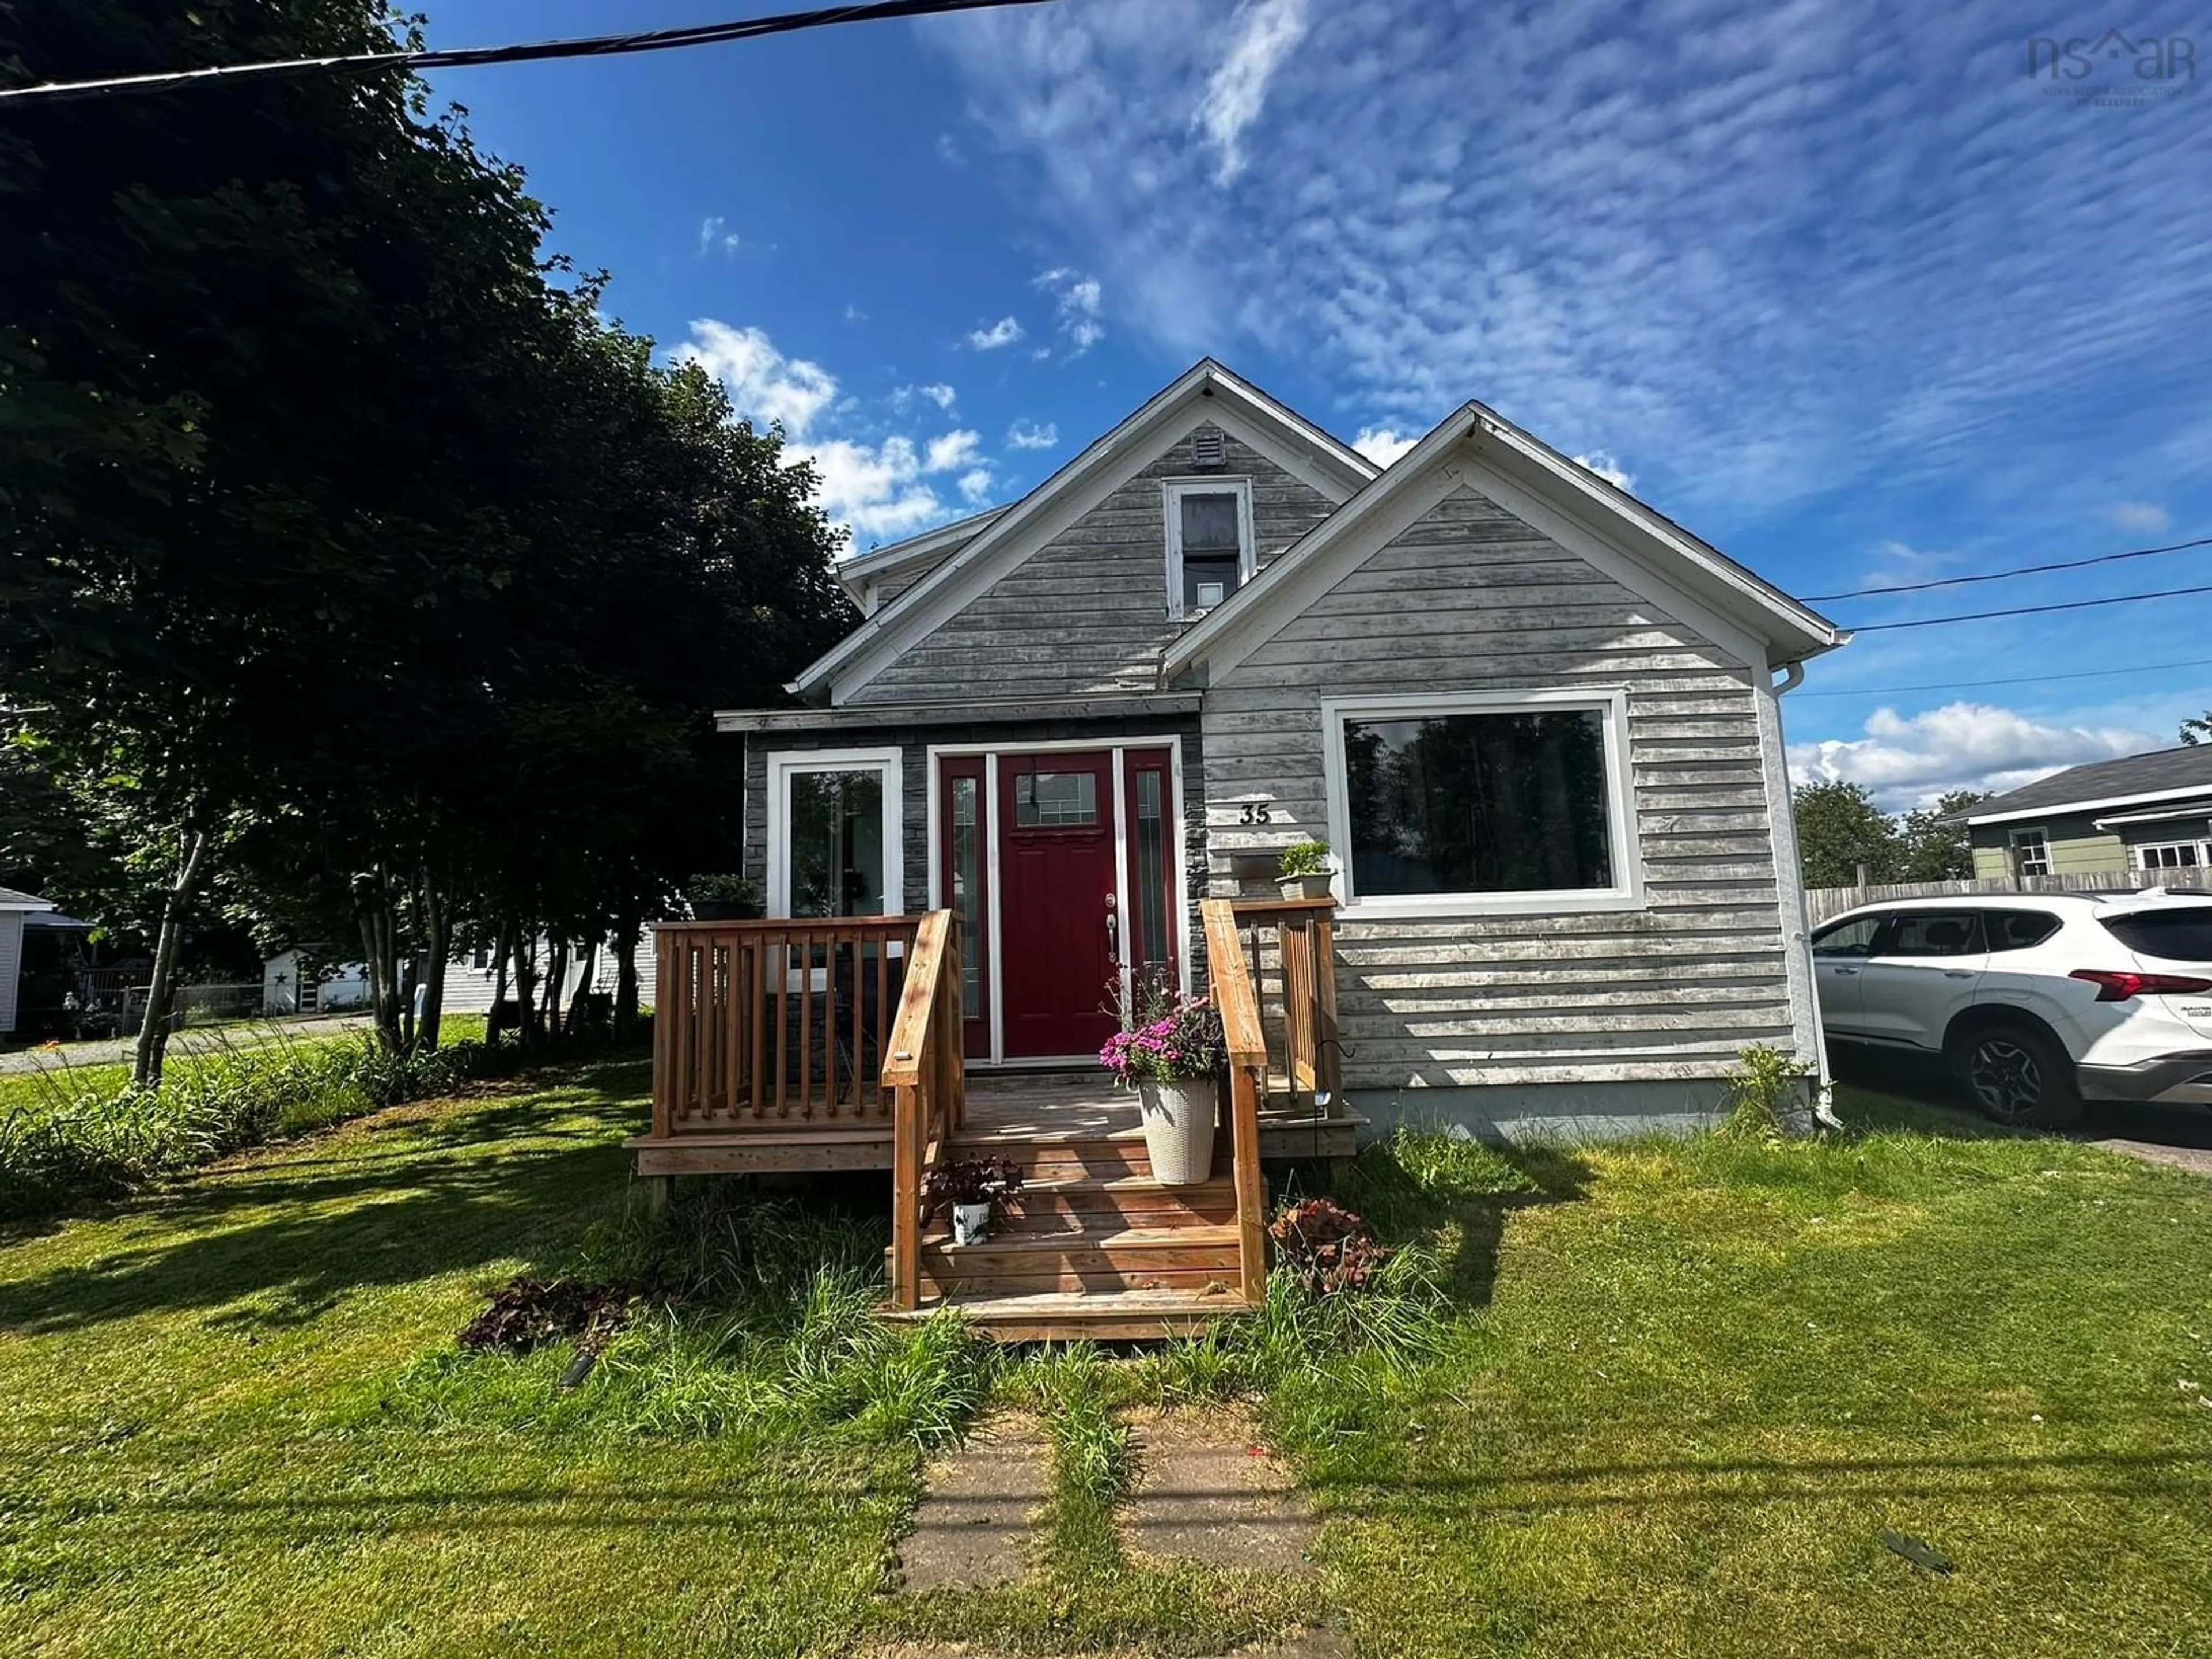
[1810,890,2212,1126]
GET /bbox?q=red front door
[998,751,1120,1059]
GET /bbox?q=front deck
[629,900,1357,1338]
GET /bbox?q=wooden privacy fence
[1803,870,2154,926]
[884,911,961,1312]
[652,916,919,1135]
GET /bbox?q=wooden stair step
[989,1177,1239,1231]
[899,1219,1243,1298]
[885,1286,1253,1342]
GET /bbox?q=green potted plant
[923,1157,1025,1247]
[1099,987,1226,1185]
[1277,838,1335,902]
[688,873,763,921]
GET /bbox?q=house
[1961,745,2212,880]
[0,885,57,1035]
[262,941,603,1019]
[638,359,1846,1335]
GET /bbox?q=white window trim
[1161,476,1256,623]
[2131,838,2209,871]
[2009,824,2052,878]
[1320,687,1645,919]
[764,746,904,921]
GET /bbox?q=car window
[1877,912,1986,957]
[1982,910,2062,953]
[2101,906,2212,961]
[1811,915,1883,957]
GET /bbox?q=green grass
[2,1071,2209,1656]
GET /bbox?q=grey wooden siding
[739,715,1212,980]
[848,426,1336,704]
[1205,485,1795,1090]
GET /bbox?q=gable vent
[1190,426,1226,470]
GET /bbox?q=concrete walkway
[0,1013,376,1075]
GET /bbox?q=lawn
[2,1062,2208,1657]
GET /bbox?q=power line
[1806,533,2211,601]
[0,0,1046,105]
[1850,581,2212,632]
[1793,656,2212,699]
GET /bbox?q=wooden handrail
[650,915,920,1135]
[1202,899,1270,1305]
[886,910,960,1311]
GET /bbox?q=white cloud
[1353,426,1418,467]
[672,321,988,542]
[967,316,1025,350]
[958,467,996,505]
[1787,702,2160,809]
[1035,268,1107,354]
[671,321,836,436]
[1198,0,1310,184]
[2109,501,2173,533]
[924,430,983,472]
[1571,450,1634,491]
[1007,418,1060,450]
[894,382,959,412]
[936,131,965,166]
[1852,539,1960,593]
[696,215,739,256]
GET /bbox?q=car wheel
[1955,1024,2082,1128]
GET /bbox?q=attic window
[1163,478,1255,622]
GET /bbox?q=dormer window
[1164,476,1255,621]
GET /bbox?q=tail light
[2069,969,2212,1002]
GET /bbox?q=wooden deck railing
[882,910,962,1312]
[1202,899,1272,1306]
[650,916,921,1138]
[1227,897,1344,1118]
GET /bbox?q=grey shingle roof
[1965,744,2212,820]
[0,884,54,908]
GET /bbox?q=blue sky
[422,0,2212,807]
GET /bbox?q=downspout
[1772,660,1842,1129]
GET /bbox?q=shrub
[1278,838,1332,878]
[1269,1196,1392,1296]
[1719,1041,1815,1141]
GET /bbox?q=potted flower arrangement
[688,873,763,921]
[1099,985,1226,1185]
[1277,839,1335,902]
[922,1157,1025,1247]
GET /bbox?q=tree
[1792,781,1902,889]
[2181,714,2212,746]
[1897,790,1990,881]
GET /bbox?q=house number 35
[1237,802,1274,825]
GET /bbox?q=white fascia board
[1969,783,2212,827]
[838,504,1013,586]
[796,360,1377,705]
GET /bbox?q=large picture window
[766,748,903,919]
[1323,691,1641,916]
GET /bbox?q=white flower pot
[1138,1077,1219,1185]
[1279,874,1334,902]
[951,1202,991,1247]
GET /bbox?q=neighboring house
[262,941,602,1018]
[643,359,1846,1334]
[0,885,57,1035]
[1961,745,2212,880]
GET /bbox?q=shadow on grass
[0,1092,643,1336]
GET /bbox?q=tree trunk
[486,916,516,1046]
[613,918,641,1040]
[132,825,210,1089]
[541,940,569,1041]
[414,873,448,1051]
[352,869,404,1054]
[513,928,541,1050]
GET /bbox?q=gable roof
[1961,744,2212,826]
[785,359,1378,704]
[0,885,54,911]
[835,504,1013,607]
[1163,399,1846,683]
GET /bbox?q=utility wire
[1807,533,2212,601]
[1793,656,2212,699]
[1851,581,2212,632]
[0,0,1047,105]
